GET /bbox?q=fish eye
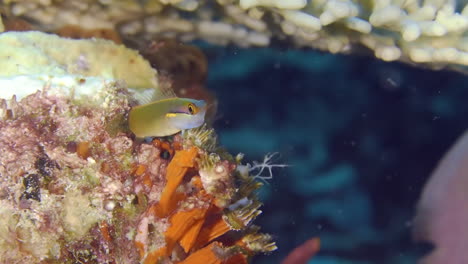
[188,103,196,115]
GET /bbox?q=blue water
[197,44,468,263]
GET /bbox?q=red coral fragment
[281,237,320,264]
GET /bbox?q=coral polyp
[0,31,275,263]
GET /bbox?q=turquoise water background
[199,44,468,264]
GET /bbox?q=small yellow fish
[128,97,207,138]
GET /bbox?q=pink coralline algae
[0,88,138,263]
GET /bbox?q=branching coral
[3,0,468,72]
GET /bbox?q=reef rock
[0,31,274,263]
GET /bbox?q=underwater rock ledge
[0,31,275,263]
[4,0,468,73]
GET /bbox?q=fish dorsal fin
[131,88,157,105]
[155,75,177,100]
[131,75,177,105]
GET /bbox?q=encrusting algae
[0,30,277,263]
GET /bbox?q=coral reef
[0,31,158,94]
[3,0,468,72]
[0,31,275,263]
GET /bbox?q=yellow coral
[0,31,157,89]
